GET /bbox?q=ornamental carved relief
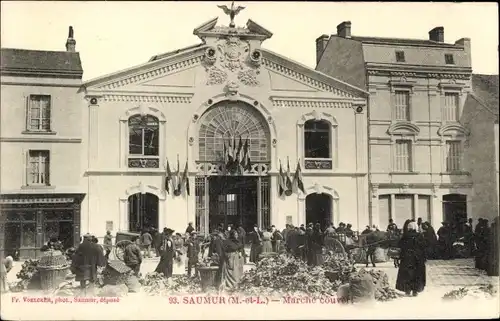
[204,36,261,87]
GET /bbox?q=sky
[1,1,498,81]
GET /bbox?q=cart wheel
[115,240,132,261]
[327,239,347,259]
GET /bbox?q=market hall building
[81,15,369,237]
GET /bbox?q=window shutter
[25,96,31,131]
[25,150,30,186]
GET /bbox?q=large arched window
[128,115,159,168]
[198,101,270,162]
[304,120,331,159]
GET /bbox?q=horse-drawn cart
[114,231,140,261]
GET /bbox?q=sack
[352,248,367,264]
[349,273,375,303]
[387,247,400,258]
[125,275,141,293]
[373,247,387,263]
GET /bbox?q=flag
[222,141,228,175]
[182,161,190,196]
[175,157,181,194]
[286,160,293,192]
[164,160,173,194]
[278,163,287,196]
[235,136,243,174]
[243,138,252,170]
[293,161,305,194]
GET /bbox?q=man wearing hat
[71,233,105,289]
[123,235,143,276]
[186,232,200,277]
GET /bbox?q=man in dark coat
[71,233,105,289]
[437,222,453,259]
[185,222,195,234]
[123,236,142,276]
[396,221,427,296]
[155,228,176,278]
[186,232,200,277]
[236,225,247,263]
[307,223,324,266]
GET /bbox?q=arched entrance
[306,193,332,228]
[128,193,159,232]
[442,193,467,236]
[195,101,271,234]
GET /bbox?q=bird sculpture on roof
[217,1,245,28]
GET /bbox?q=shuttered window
[378,195,391,228]
[446,140,462,172]
[394,140,412,172]
[442,93,459,122]
[394,194,414,225]
[394,91,410,121]
[418,195,431,222]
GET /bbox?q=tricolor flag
[235,136,244,174]
[293,161,305,194]
[243,137,252,170]
[181,161,190,196]
[285,159,293,193]
[164,160,173,194]
[278,163,287,196]
[175,157,181,194]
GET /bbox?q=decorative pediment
[124,182,166,200]
[437,123,470,137]
[83,48,205,92]
[120,105,166,122]
[387,122,420,136]
[304,184,339,198]
[298,110,338,127]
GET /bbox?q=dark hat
[83,233,92,240]
[165,228,175,234]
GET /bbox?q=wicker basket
[38,250,70,291]
[198,266,219,291]
[38,266,70,291]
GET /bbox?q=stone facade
[0,29,85,258]
[80,17,369,237]
[316,22,479,229]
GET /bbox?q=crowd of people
[0,214,495,293]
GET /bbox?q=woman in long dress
[155,229,176,278]
[249,226,262,263]
[396,221,427,296]
[219,229,244,291]
[261,227,273,253]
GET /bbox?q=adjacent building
[0,28,85,259]
[316,22,477,230]
[463,74,499,220]
[80,16,369,237]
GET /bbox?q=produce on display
[348,271,375,302]
[12,259,41,291]
[442,287,469,300]
[196,254,220,268]
[348,268,401,302]
[442,284,498,301]
[140,272,203,295]
[234,254,353,298]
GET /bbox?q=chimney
[429,26,444,42]
[316,34,330,64]
[65,26,76,52]
[337,21,351,38]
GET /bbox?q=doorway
[208,176,258,232]
[306,193,332,229]
[128,193,159,232]
[442,194,467,236]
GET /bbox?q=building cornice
[0,68,83,79]
[99,93,193,104]
[0,136,82,143]
[270,96,353,109]
[366,63,472,79]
